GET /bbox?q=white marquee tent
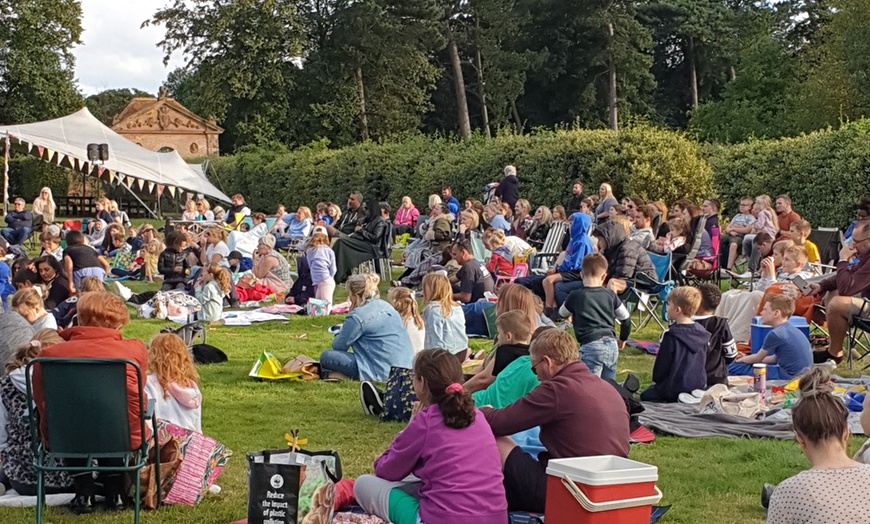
[0,108,231,205]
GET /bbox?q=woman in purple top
[354,349,507,524]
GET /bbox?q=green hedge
[706,121,870,228]
[206,126,715,215]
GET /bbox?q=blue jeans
[555,280,584,307]
[580,336,618,381]
[0,227,31,246]
[728,362,782,379]
[320,350,360,380]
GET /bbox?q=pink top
[394,206,420,227]
[374,406,507,524]
[754,210,777,238]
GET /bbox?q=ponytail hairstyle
[792,367,849,446]
[413,349,475,429]
[207,263,231,295]
[388,286,424,330]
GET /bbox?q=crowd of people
[1,165,869,522]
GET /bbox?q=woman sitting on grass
[766,367,870,523]
[354,349,507,524]
[319,273,413,382]
[144,333,202,433]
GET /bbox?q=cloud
[72,0,185,96]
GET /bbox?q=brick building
[111,90,223,158]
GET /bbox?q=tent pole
[2,133,9,216]
[117,182,159,220]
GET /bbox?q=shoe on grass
[360,381,384,418]
[115,281,133,301]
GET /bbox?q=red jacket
[33,327,149,449]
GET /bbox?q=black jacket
[352,215,391,258]
[335,204,368,236]
[157,248,187,284]
[594,221,655,282]
[494,175,519,209]
[565,194,586,214]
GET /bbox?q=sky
[72,0,184,96]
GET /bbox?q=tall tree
[0,0,82,124]
[289,0,443,145]
[640,0,733,126]
[145,0,307,151]
[85,88,153,125]
[787,0,870,132]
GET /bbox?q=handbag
[380,367,416,422]
[126,435,182,510]
[246,448,341,524]
[306,298,330,317]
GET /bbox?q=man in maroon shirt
[775,195,802,240]
[480,329,630,512]
[810,221,870,362]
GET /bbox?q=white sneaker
[115,281,133,301]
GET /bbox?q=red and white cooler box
[545,456,662,524]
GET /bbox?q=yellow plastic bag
[248,351,304,381]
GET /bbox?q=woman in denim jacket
[320,273,414,381]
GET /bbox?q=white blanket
[717,289,764,343]
[0,490,101,508]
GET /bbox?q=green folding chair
[25,358,160,524]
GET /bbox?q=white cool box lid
[546,456,658,486]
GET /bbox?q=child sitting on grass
[559,253,630,380]
[387,287,425,353]
[693,284,738,387]
[728,294,812,380]
[640,286,710,402]
[354,349,507,524]
[464,310,533,394]
[12,288,57,332]
[788,219,820,265]
[144,333,202,432]
[421,273,468,361]
[196,264,231,323]
[63,230,111,295]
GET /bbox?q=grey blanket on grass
[639,376,870,440]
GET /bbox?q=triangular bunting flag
[107,171,115,184]
[147,181,155,193]
[167,186,176,197]
[35,145,44,157]
[96,166,105,178]
[156,185,165,196]
[137,178,145,191]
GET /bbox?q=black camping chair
[25,358,160,524]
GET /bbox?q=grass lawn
[0,261,864,523]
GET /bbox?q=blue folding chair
[626,252,674,331]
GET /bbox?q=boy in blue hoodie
[541,212,594,319]
[641,286,710,402]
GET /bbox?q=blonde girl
[388,287,425,353]
[197,199,214,221]
[196,263,230,323]
[421,273,469,360]
[182,199,198,221]
[307,227,337,306]
[144,333,202,432]
[12,288,56,331]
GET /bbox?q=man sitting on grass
[480,329,629,513]
[728,294,812,380]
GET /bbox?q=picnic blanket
[641,375,870,440]
[0,490,80,507]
